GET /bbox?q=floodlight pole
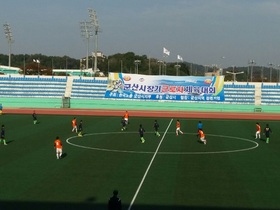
[134,60,141,74]
[277,65,280,84]
[88,8,101,73]
[3,23,14,67]
[261,66,264,83]
[80,21,93,72]
[249,60,255,82]
[175,64,181,76]
[268,63,273,83]
[226,70,244,82]
[157,60,163,75]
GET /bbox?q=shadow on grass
[6,140,15,144]
[61,153,67,159]
[0,201,275,210]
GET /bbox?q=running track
[3,108,280,120]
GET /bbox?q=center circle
[66,132,259,155]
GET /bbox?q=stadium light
[277,65,280,84]
[80,21,93,72]
[268,63,274,83]
[157,60,163,75]
[134,60,141,74]
[33,59,40,75]
[248,60,255,82]
[175,64,181,76]
[88,8,101,72]
[3,23,14,67]
[226,66,244,82]
[220,56,225,75]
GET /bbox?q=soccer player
[255,122,261,139]
[139,124,145,143]
[108,190,122,210]
[263,124,272,143]
[121,117,126,131]
[54,136,63,159]
[32,111,38,124]
[176,120,184,136]
[72,117,77,133]
[197,121,203,131]
[123,111,129,125]
[154,120,160,137]
[78,120,83,137]
[0,124,7,145]
[198,129,207,144]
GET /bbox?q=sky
[0,0,280,68]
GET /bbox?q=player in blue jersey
[197,121,203,131]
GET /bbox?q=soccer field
[0,114,279,210]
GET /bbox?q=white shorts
[56,148,62,153]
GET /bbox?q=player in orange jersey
[123,111,129,125]
[198,129,207,144]
[54,136,63,159]
[72,117,77,133]
[176,120,184,136]
[255,122,261,139]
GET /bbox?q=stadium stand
[1,75,280,106]
[70,78,107,99]
[224,83,255,104]
[261,83,280,105]
[0,75,67,98]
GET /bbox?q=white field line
[127,119,173,210]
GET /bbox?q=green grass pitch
[0,114,279,210]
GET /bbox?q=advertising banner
[105,73,224,101]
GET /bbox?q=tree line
[0,52,279,82]
[0,52,190,76]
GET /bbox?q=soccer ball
[121,128,123,131]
